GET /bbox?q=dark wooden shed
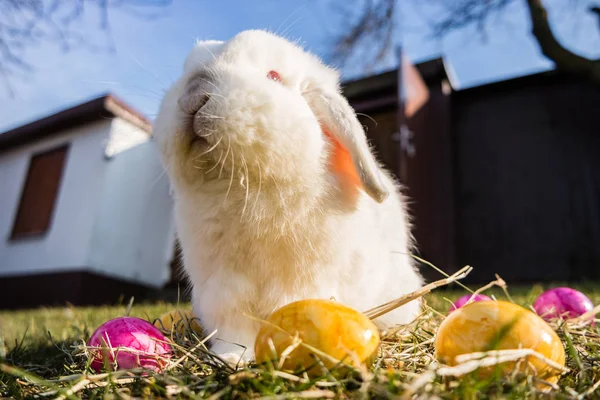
[343,60,600,284]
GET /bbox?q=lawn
[1,280,600,399]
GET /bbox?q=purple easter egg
[87,316,172,372]
[449,293,492,314]
[533,287,594,322]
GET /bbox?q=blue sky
[0,0,598,133]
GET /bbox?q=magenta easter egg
[449,294,492,314]
[534,287,594,323]
[87,316,172,372]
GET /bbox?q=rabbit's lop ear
[307,88,389,205]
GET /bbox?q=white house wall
[0,120,111,276]
[87,138,175,288]
[104,118,151,158]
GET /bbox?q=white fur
[153,30,423,365]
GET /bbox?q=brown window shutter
[11,144,70,239]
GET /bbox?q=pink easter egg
[533,287,594,323]
[87,316,172,372]
[449,293,492,314]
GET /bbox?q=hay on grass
[2,266,600,399]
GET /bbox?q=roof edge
[342,57,448,100]
[104,95,152,133]
[0,93,151,153]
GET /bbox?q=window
[11,144,69,239]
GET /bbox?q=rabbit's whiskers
[205,147,224,174]
[240,153,250,219]
[197,136,222,159]
[226,143,235,201]
[219,140,231,180]
[254,159,263,217]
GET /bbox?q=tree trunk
[525,0,600,84]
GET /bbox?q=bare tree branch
[330,0,600,85]
[0,0,172,97]
[425,0,515,39]
[590,5,600,31]
[329,0,396,69]
[526,0,600,84]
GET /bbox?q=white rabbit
[153,30,423,365]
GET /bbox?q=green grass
[1,282,600,399]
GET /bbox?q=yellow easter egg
[154,310,204,335]
[255,299,380,376]
[435,300,566,384]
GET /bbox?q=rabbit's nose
[195,94,210,111]
[179,92,210,115]
[178,71,214,115]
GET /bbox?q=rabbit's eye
[267,70,282,83]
